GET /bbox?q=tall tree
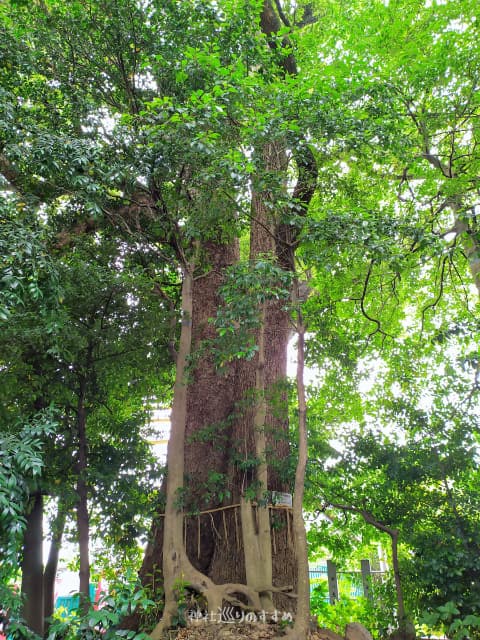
[1,1,319,632]
[4,1,479,637]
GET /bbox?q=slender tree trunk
[241,303,274,611]
[76,383,91,614]
[21,491,44,636]
[44,503,67,625]
[288,291,310,639]
[153,267,194,636]
[390,530,406,625]
[325,501,409,634]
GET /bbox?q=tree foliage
[1,0,480,637]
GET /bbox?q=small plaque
[271,491,292,507]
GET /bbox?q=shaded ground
[169,622,332,640]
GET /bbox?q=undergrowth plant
[45,572,162,640]
[419,602,480,640]
[310,580,397,640]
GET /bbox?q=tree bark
[21,491,44,637]
[390,529,406,625]
[76,381,91,614]
[139,240,240,588]
[44,503,67,625]
[149,259,266,637]
[183,241,240,572]
[150,265,195,638]
[140,225,296,597]
[287,288,310,640]
[205,139,297,605]
[134,1,318,627]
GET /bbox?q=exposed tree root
[149,543,298,639]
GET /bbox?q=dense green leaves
[0,411,57,591]
[1,0,480,635]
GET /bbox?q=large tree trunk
[184,137,297,601]
[253,140,297,611]
[21,491,44,637]
[183,241,241,572]
[134,3,317,630]
[138,232,297,626]
[139,241,240,587]
[139,237,294,575]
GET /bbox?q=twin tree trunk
[21,496,66,633]
[140,153,297,612]
[133,129,318,639]
[136,4,318,630]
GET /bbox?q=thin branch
[447,253,472,314]
[325,500,398,538]
[360,260,392,339]
[93,346,148,363]
[421,254,447,330]
[273,0,291,27]
[99,288,116,331]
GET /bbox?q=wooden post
[327,560,339,603]
[361,559,372,601]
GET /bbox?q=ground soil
[167,622,331,640]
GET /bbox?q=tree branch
[324,500,398,538]
[273,0,291,27]
[421,254,447,329]
[360,260,392,339]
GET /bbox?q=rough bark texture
[138,227,297,629]
[140,220,296,595]
[184,241,241,571]
[252,140,297,609]
[139,240,240,588]
[21,492,44,637]
[149,262,294,639]
[135,2,318,630]
[205,138,297,607]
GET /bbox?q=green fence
[309,560,385,603]
[54,585,96,615]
